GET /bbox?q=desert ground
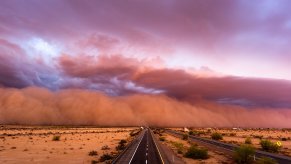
[1,126,290,164]
[155,132,232,164]
[0,125,139,164]
[171,128,291,157]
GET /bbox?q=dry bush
[211,132,223,140]
[52,135,60,141]
[88,150,98,156]
[99,153,114,162]
[245,137,252,144]
[184,145,209,159]
[260,140,280,153]
[234,144,255,164]
[159,136,166,141]
[101,145,110,150]
[182,134,189,140]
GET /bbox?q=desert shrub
[281,138,287,141]
[254,135,263,139]
[99,153,114,162]
[198,131,206,135]
[177,149,183,154]
[234,144,255,164]
[88,150,98,156]
[182,134,189,140]
[230,133,237,136]
[116,139,127,151]
[101,145,110,150]
[52,136,60,141]
[245,137,252,144]
[189,131,194,135]
[211,132,223,140]
[91,160,98,164]
[119,139,127,145]
[116,144,126,151]
[159,136,166,141]
[171,142,184,154]
[189,130,204,136]
[130,130,140,137]
[255,157,277,164]
[260,140,280,153]
[184,145,208,159]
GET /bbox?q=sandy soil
[172,128,291,157]
[159,133,232,164]
[0,125,138,164]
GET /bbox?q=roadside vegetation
[234,144,278,164]
[189,130,206,136]
[245,137,252,144]
[211,132,223,140]
[184,145,209,159]
[170,141,184,154]
[182,133,189,140]
[99,153,114,162]
[234,144,255,164]
[116,139,127,151]
[129,129,141,137]
[159,136,166,141]
[260,140,280,153]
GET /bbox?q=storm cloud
[0,0,291,127]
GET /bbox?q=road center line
[129,130,146,164]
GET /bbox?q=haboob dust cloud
[1,87,290,127]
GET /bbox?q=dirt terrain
[0,125,137,164]
[156,132,232,163]
[171,128,291,157]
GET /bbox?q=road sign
[276,141,282,147]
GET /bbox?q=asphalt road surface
[113,128,164,164]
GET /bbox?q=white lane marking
[146,159,148,164]
[150,129,165,164]
[172,155,175,162]
[129,130,146,164]
[146,153,148,156]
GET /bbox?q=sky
[0,0,291,127]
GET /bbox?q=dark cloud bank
[1,0,291,127]
[1,42,291,127]
[1,48,291,127]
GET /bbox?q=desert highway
[166,130,291,164]
[113,128,164,164]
